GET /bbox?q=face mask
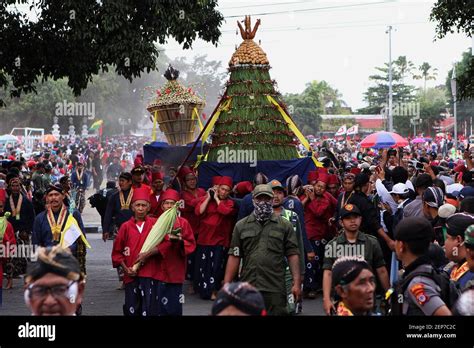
[253,200,273,223]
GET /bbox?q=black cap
[26,246,83,283]
[394,217,434,242]
[422,186,444,208]
[211,282,266,316]
[340,204,362,219]
[119,172,132,181]
[131,166,145,174]
[446,212,474,237]
[332,256,372,287]
[45,184,63,195]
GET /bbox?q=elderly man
[331,256,376,316]
[24,246,85,316]
[224,184,301,315]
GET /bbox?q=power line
[218,0,316,10]
[223,1,396,18]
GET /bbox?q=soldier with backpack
[390,217,458,316]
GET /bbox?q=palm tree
[413,62,438,92]
[394,56,415,83]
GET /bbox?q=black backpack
[389,265,460,315]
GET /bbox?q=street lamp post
[451,66,457,151]
[386,25,393,132]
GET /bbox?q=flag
[60,215,91,249]
[334,125,347,137]
[89,119,104,131]
[347,124,359,136]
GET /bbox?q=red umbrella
[360,131,409,149]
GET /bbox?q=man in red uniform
[179,167,206,289]
[149,171,165,218]
[151,189,195,315]
[112,188,159,316]
[303,172,337,298]
[195,176,237,300]
[327,174,341,199]
[0,196,16,306]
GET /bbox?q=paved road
[1,189,324,315]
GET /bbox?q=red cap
[350,168,361,175]
[454,164,467,173]
[317,172,329,184]
[219,176,233,188]
[235,181,253,196]
[152,171,164,181]
[134,158,143,168]
[153,159,162,166]
[27,160,36,168]
[160,189,180,202]
[211,176,222,186]
[328,174,339,185]
[0,189,5,203]
[307,171,318,183]
[132,188,151,203]
[179,166,195,179]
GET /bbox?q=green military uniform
[323,231,386,272]
[229,212,300,315]
[279,208,305,314]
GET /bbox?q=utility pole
[387,25,393,132]
[451,66,457,150]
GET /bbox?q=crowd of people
[1,134,474,317]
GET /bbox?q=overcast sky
[164,0,471,110]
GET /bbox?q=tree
[0,0,224,106]
[430,0,474,99]
[417,86,448,136]
[282,80,346,135]
[394,56,415,83]
[413,62,438,92]
[358,56,417,115]
[446,48,474,135]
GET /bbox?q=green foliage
[431,0,474,99]
[0,0,224,106]
[417,86,448,135]
[282,80,345,135]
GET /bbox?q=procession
[0,0,473,337]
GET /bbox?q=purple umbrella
[411,137,426,144]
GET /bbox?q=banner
[347,124,359,136]
[335,125,347,136]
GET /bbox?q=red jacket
[112,216,160,284]
[155,216,196,283]
[180,188,206,235]
[149,191,163,218]
[194,197,236,247]
[304,192,337,241]
[0,221,16,287]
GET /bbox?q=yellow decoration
[266,95,323,168]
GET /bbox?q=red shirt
[180,188,206,235]
[304,192,337,241]
[155,216,196,283]
[0,221,16,287]
[112,216,160,284]
[149,191,163,218]
[194,197,236,247]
